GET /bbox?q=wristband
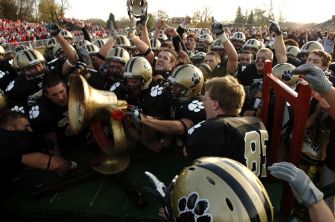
[219,32,228,43]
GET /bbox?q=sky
[65,0,334,24]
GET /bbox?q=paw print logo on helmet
[167,64,204,102]
[168,157,274,222]
[272,63,299,87]
[177,192,212,222]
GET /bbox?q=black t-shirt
[0,129,41,199]
[170,97,206,124]
[186,116,268,178]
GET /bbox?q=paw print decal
[176,192,212,222]
[192,72,201,85]
[188,121,204,135]
[29,105,40,119]
[110,82,121,92]
[150,85,164,97]
[188,100,204,112]
[11,105,25,114]
[282,70,292,81]
[5,80,15,91]
[0,70,6,79]
[310,143,321,154]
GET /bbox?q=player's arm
[141,116,194,135]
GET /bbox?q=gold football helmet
[150,38,161,51]
[123,56,152,89]
[46,37,57,49]
[286,46,301,58]
[75,39,91,50]
[212,38,225,50]
[13,49,45,70]
[272,63,299,87]
[300,41,324,54]
[167,64,204,102]
[85,43,99,55]
[127,0,148,19]
[106,47,130,64]
[15,45,31,53]
[243,38,262,51]
[60,30,74,41]
[93,39,107,48]
[53,43,76,58]
[231,31,246,43]
[116,35,131,49]
[168,157,274,222]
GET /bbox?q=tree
[247,10,255,25]
[38,0,61,22]
[193,7,212,28]
[15,0,35,21]
[58,0,69,18]
[147,13,155,31]
[235,6,244,24]
[0,0,17,20]
[85,18,106,28]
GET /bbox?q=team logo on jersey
[29,105,40,119]
[150,85,164,97]
[176,192,212,222]
[188,100,204,112]
[0,70,6,79]
[188,120,204,135]
[5,80,15,91]
[11,105,25,114]
[110,82,121,92]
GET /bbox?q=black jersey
[5,75,43,109]
[0,60,17,91]
[170,98,206,124]
[186,116,268,178]
[28,96,68,137]
[237,64,263,86]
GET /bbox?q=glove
[212,23,224,36]
[127,105,142,129]
[46,23,61,36]
[144,171,167,204]
[268,20,282,36]
[292,63,333,94]
[137,10,148,27]
[128,17,137,39]
[268,162,324,207]
[77,47,92,66]
[107,20,118,39]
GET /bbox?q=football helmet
[300,41,324,54]
[243,38,262,51]
[13,49,45,70]
[212,38,225,50]
[150,38,161,51]
[231,31,246,43]
[60,30,74,41]
[272,63,299,87]
[106,47,130,64]
[76,39,91,50]
[127,0,148,19]
[167,157,274,222]
[93,39,107,48]
[46,37,57,49]
[286,46,301,58]
[190,51,206,66]
[116,35,131,49]
[167,64,204,102]
[158,33,168,42]
[85,43,99,55]
[123,56,152,89]
[199,33,214,44]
